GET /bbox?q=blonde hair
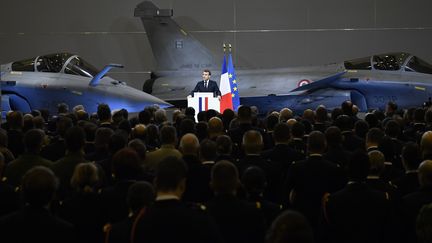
[70,163,99,193]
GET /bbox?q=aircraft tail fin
[290,71,347,92]
[134,1,216,72]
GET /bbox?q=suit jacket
[3,153,53,187]
[190,80,221,97]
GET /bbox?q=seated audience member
[7,111,25,157]
[144,125,182,172]
[242,166,282,227]
[261,123,304,203]
[41,116,73,161]
[323,126,351,167]
[285,131,345,230]
[4,129,52,188]
[51,126,88,199]
[56,163,105,243]
[215,135,235,162]
[238,130,268,175]
[324,151,393,243]
[105,181,155,243]
[266,210,314,243]
[420,131,432,160]
[85,127,114,162]
[366,150,398,200]
[207,160,265,243]
[403,160,432,242]
[416,203,432,243]
[208,117,225,140]
[133,156,221,243]
[0,152,19,217]
[0,128,15,164]
[100,148,145,224]
[288,121,307,155]
[392,142,421,196]
[0,166,74,243]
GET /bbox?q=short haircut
[419,160,432,188]
[203,69,211,75]
[200,139,217,161]
[155,156,188,192]
[237,105,252,122]
[211,160,238,194]
[402,142,421,170]
[307,131,326,153]
[179,133,199,155]
[266,210,314,243]
[242,130,263,154]
[273,123,291,143]
[291,121,305,138]
[241,166,266,195]
[112,148,141,180]
[366,128,385,144]
[97,103,111,121]
[65,126,85,152]
[23,129,45,152]
[347,150,370,181]
[160,125,177,145]
[70,163,99,193]
[216,135,233,155]
[368,150,385,175]
[325,126,342,145]
[127,181,155,212]
[128,139,147,161]
[22,166,58,207]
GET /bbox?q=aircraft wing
[290,71,346,92]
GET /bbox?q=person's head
[208,117,224,137]
[65,126,86,153]
[210,160,239,195]
[416,202,432,243]
[237,105,253,123]
[128,139,147,162]
[97,103,111,122]
[341,100,353,116]
[368,150,385,176]
[216,135,233,156]
[307,131,327,154]
[0,128,8,147]
[401,142,422,171]
[24,129,46,153]
[112,148,142,180]
[354,120,369,139]
[273,123,291,144]
[127,181,155,213]
[335,115,353,132]
[279,108,293,123]
[179,133,200,156]
[199,139,217,162]
[241,166,267,197]
[154,109,167,125]
[202,69,211,81]
[70,163,99,193]
[347,150,370,182]
[132,124,146,140]
[57,103,69,114]
[315,105,328,122]
[266,210,314,243]
[266,114,279,132]
[21,166,59,207]
[291,121,305,138]
[160,125,177,145]
[242,130,264,155]
[154,156,188,197]
[325,126,342,146]
[56,116,73,138]
[419,160,432,189]
[366,128,384,148]
[386,101,398,116]
[384,120,400,138]
[421,131,432,158]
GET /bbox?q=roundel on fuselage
[297,79,311,87]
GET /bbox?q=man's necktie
[205,81,208,89]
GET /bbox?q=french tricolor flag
[219,55,233,112]
[198,96,209,112]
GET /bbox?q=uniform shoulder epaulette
[187,202,207,211]
[255,201,261,209]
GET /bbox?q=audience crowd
[1,100,432,243]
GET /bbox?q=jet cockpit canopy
[344,52,432,75]
[11,53,100,78]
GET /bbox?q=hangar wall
[1,0,432,89]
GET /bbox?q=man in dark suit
[189,69,221,98]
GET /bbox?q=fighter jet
[0,53,171,115]
[135,1,432,113]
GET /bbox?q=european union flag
[228,53,240,111]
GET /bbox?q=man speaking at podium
[188,69,221,99]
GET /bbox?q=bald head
[280,108,293,122]
[421,131,432,157]
[179,133,200,156]
[419,160,432,188]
